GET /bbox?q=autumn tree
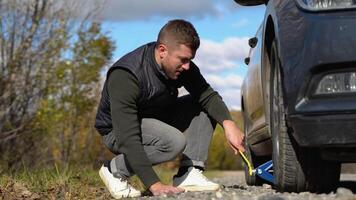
[36,22,114,167]
[0,0,114,171]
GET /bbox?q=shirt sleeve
[181,62,233,124]
[108,68,159,187]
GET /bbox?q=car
[236,0,356,193]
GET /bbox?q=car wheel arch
[263,15,290,113]
[264,16,275,59]
[264,21,289,117]
[261,15,276,130]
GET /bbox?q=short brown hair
[157,19,200,51]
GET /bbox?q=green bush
[206,111,244,170]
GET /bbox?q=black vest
[94,42,182,135]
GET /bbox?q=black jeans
[102,95,217,179]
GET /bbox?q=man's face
[160,44,195,80]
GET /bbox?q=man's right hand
[149,182,184,196]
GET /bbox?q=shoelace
[112,178,129,193]
[191,168,211,182]
[122,180,139,195]
[124,187,131,198]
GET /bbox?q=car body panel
[242,25,273,155]
[270,1,356,115]
[243,25,264,131]
[233,0,267,6]
[240,0,356,161]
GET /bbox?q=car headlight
[296,0,356,10]
[315,72,356,95]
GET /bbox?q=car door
[244,24,266,136]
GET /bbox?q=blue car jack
[239,150,274,184]
[254,160,274,184]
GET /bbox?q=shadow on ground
[339,181,356,193]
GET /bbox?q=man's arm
[108,69,159,187]
[108,69,185,194]
[182,62,245,152]
[222,120,245,153]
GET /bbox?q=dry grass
[0,164,230,199]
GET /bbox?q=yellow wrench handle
[239,150,253,176]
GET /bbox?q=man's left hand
[222,120,245,154]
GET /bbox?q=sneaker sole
[99,168,141,199]
[177,184,220,192]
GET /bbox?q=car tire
[243,117,269,186]
[269,40,341,193]
[243,120,267,186]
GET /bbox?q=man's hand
[223,120,245,154]
[149,182,184,196]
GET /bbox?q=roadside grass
[0,164,229,199]
[0,164,112,200]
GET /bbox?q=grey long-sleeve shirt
[108,66,232,188]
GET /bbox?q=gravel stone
[336,187,354,197]
[138,171,356,200]
[262,184,272,189]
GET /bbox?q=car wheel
[243,121,267,186]
[270,40,341,193]
[243,141,264,186]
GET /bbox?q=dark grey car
[236,0,356,193]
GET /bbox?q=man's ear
[158,44,168,59]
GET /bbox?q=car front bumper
[289,113,356,148]
[276,3,356,155]
[274,1,356,115]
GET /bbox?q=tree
[36,23,114,167]
[206,111,244,170]
[0,0,114,170]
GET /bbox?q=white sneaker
[173,167,220,191]
[99,164,141,199]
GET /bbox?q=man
[95,19,245,199]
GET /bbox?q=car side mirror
[244,57,250,65]
[248,37,258,48]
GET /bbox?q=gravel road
[138,171,356,200]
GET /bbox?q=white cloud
[205,74,243,90]
[82,0,239,22]
[220,88,242,111]
[206,74,243,110]
[185,37,249,110]
[193,37,249,73]
[232,18,249,28]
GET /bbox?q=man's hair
[157,19,200,51]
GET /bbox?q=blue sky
[96,0,265,110]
